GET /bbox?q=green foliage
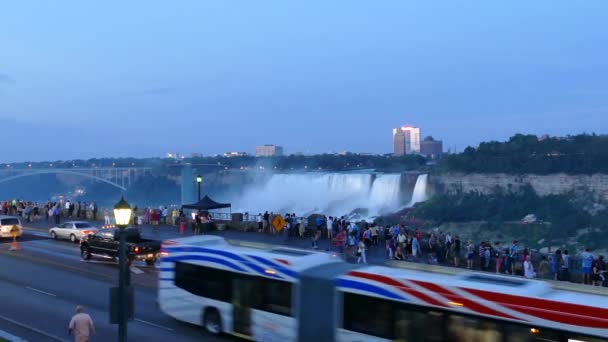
[443,134,608,174]
[412,186,591,238]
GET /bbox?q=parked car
[49,221,99,242]
[0,216,23,238]
[80,228,161,265]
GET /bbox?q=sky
[1,1,607,162]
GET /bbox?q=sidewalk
[23,218,393,265]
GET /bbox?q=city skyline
[1,1,607,162]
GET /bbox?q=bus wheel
[203,308,222,335]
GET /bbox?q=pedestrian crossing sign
[272,215,285,232]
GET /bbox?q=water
[234,172,405,217]
[409,174,429,206]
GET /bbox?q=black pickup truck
[80,228,161,265]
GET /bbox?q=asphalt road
[0,231,232,342]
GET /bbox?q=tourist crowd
[253,212,607,287]
[3,199,606,286]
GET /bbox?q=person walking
[357,239,367,264]
[68,305,95,342]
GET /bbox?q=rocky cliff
[431,173,608,202]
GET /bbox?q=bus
[159,236,608,342]
[158,235,340,341]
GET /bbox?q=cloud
[0,73,15,84]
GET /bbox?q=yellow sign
[10,225,19,237]
[272,215,286,233]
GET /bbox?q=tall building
[393,126,421,156]
[420,136,443,158]
[256,145,284,157]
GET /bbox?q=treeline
[443,134,608,174]
[191,154,426,172]
[5,154,427,173]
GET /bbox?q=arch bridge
[0,167,152,191]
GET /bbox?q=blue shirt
[582,252,594,268]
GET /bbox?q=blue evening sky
[1,1,607,162]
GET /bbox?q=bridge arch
[0,170,127,191]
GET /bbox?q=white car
[0,216,23,238]
[49,221,99,243]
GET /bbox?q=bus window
[174,262,231,301]
[394,308,444,342]
[257,279,292,316]
[505,324,561,342]
[343,293,392,339]
[447,315,502,342]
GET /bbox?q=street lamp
[196,175,202,201]
[113,197,132,342]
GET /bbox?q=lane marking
[130,267,144,274]
[134,318,174,332]
[0,313,67,342]
[25,286,57,297]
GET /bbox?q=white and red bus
[159,236,608,342]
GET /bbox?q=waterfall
[368,174,402,213]
[409,174,429,206]
[235,172,405,217]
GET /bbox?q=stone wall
[431,173,608,202]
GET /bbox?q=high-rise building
[420,136,443,158]
[393,126,421,156]
[256,145,284,157]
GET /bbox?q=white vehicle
[159,236,608,342]
[158,236,340,341]
[0,216,23,238]
[49,221,98,242]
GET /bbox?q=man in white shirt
[68,305,95,342]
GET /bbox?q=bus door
[232,275,260,337]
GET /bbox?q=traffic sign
[272,215,286,233]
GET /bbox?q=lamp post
[113,197,132,342]
[196,175,202,201]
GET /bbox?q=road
[0,230,232,342]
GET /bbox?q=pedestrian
[466,240,475,269]
[592,255,606,286]
[179,214,186,234]
[257,213,263,232]
[103,209,111,225]
[357,239,367,264]
[561,250,570,281]
[538,255,549,279]
[581,248,594,285]
[68,305,95,342]
[452,236,461,267]
[523,255,536,279]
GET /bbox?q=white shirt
[69,313,95,342]
[524,260,535,278]
[327,219,333,230]
[445,234,452,244]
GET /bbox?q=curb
[0,330,27,342]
